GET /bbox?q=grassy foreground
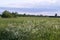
[0,17,60,40]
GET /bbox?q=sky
[0,0,60,15]
[0,0,59,8]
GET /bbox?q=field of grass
[0,17,60,40]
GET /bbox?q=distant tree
[55,13,57,17]
[14,12,18,17]
[40,14,43,17]
[1,10,13,18]
[12,12,18,17]
[23,13,26,17]
[24,13,26,15]
[1,10,18,18]
[0,14,1,16]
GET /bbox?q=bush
[1,10,13,18]
[12,12,18,17]
[1,10,18,18]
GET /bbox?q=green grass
[0,17,60,40]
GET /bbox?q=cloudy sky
[0,0,60,15]
[0,0,59,8]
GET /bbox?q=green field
[0,17,60,40]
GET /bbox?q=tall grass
[0,17,60,40]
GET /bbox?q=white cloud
[0,0,59,8]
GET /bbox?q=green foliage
[12,12,18,17]
[0,17,60,40]
[1,10,60,18]
[1,10,13,18]
[55,13,57,17]
[1,10,18,18]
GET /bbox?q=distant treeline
[0,10,60,18]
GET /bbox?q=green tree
[12,12,18,17]
[55,13,57,17]
[1,10,13,18]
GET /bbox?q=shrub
[12,12,18,17]
[1,10,13,18]
[1,10,18,18]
